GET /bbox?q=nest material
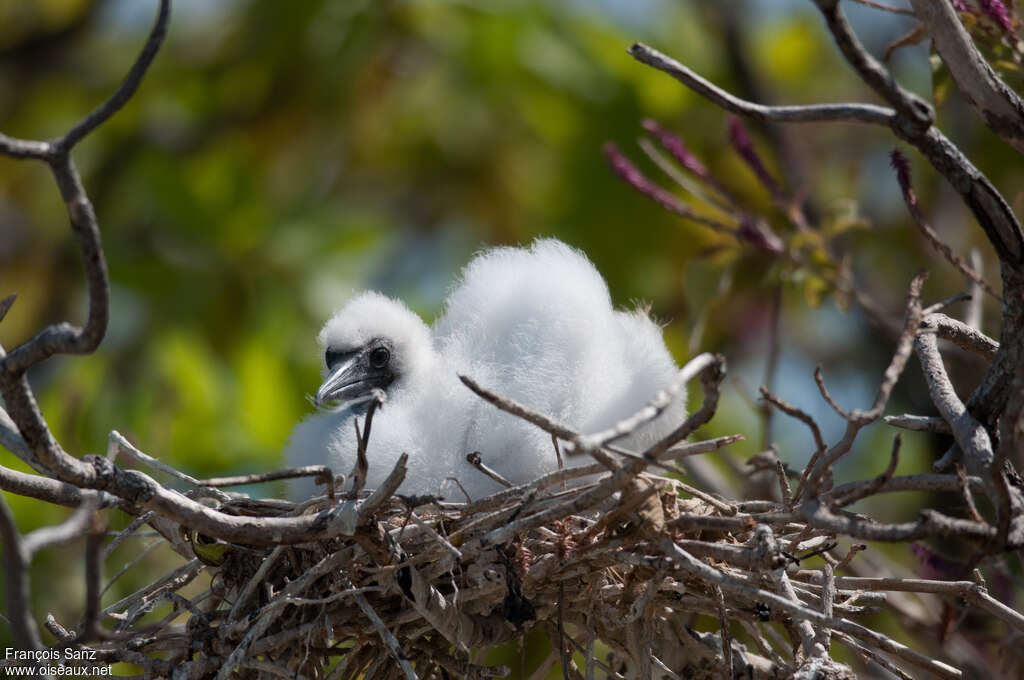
[80,456,865,680]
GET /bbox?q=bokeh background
[0,0,1018,675]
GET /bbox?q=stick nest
[89,459,860,680]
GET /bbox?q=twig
[796,574,1024,633]
[661,539,962,679]
[883,414,952,434]
[833,544,866,572]
[467,452,514,488]
[759,386,826,457]
[60,0,171,151]
[921,290,970,317]
[0,463,113,508]
[799,272,926,498]
[109,430,203,488]
[636,135,734,213]
[801,498,996,543]
[817,564,836,652]
[0,406,49,474]
[926,312,1000,360]
[774,568,825,659]
[199,466,336,490]
[714,584,734,675]
[352,419,368,495]
[890,149,1002,301]
[0,293,15,322]
[79,511,107,641]
[0,0,170,376]
[0,493,42,649]
[915,321,995,476]
[643,353,727,459]
[22,492,100,556]
[557,583,571,680]
[776,458,794,511]
[630,24,1024,267]
[460,375,577,440]
[812,365,850,420]
[628,43,896,126]
[829,435,901,508]
[603,143,739,236]
[354,390,385,496]
[570,360,693,455]
[955,462,986,524]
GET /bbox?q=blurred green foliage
[1,0,1020,674]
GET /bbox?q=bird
[285,239,686,500]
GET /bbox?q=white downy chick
[285,239,686,500]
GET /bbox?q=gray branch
[628,43,896,126]
[908,0,1024,155]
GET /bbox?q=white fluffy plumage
[285,239,685,500]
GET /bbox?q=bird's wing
[586,308,686,448]
[434,238,615,381]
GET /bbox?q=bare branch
[0,464,112,508]
[0,406,49,475]
[829,435,901,508]
[661,537,961,679]
[59,0,170,151]
[631,23,1024,264]
[813,366,849,421]
[714,585,734,673]
[759,386,826,456]
[0,135,51,160]
[344,574,420,680]
[628,43,896,127]
[883,413,952,434]
[914,321,995,474]
[928,312,1000,360]
[798,272,925,499]
[802,498,996,544]
[466,452,514,489]
[80,512,107,641]
[570,358,694,455]
[22,492,100,557]
[199,465,336,490]
[826,472,984,501]
[796,573,1024,633]
[0,494,42,649]
[909,0,1024,154]
[460,375,577,441]
[643,353,726,458]
[890,149,1002,301]
[811,0,933,130]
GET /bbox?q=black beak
[315,354,393,407]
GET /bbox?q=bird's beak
[315,357,372,407]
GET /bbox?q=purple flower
[952,0,969,11]
[737,214,785,254]
[979,0,1014,34]
[602,142,695,217]
[889,148,918,209]
[727,116,781,198]
[641,118,710,180]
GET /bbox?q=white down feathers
[285,239,685,500]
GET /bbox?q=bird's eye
[369,347,391,369]
[325,349,343,368]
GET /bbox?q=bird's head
[314,292,435,408]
